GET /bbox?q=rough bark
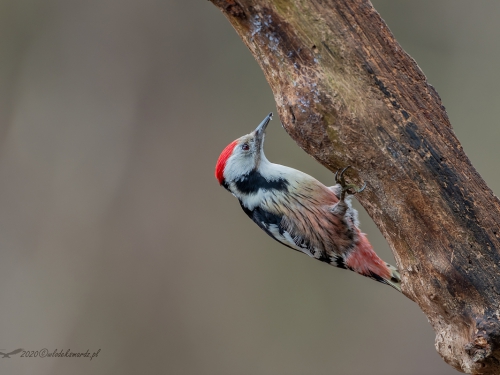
[209,0,500,373]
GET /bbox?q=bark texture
[210,0,500,373]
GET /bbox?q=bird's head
[215,112,272,188]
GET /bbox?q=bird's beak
[253,112,272,150]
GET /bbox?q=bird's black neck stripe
[234,169,289,194]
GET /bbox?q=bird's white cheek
[224,154,254,182]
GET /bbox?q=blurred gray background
[0,0,497,374]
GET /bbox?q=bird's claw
[334,166,366,200]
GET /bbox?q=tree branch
[209,0,500,373]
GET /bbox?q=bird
[215,112,401,291]
[0,348,23,358]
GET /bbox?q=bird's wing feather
[266,221,316,257]
[252,206,347,268]
[240,202,316,256]
[266,185,354,267]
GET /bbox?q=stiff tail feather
[346,232,401,292]
[383,263,401,292]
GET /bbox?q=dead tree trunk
[209,0,500,373]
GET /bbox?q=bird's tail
[346,232,401,292]
[383,263,401,292]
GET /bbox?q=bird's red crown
[215,140,238,184]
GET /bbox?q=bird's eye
[241,143,250,151]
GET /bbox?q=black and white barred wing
[239,203,316,256]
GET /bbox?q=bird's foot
[334,166,366,201]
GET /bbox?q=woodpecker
[215,113,401,291]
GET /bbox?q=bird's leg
[334,166,366,202]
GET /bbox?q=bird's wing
[240,202,317,256]
[273,185,355,264]
[7,349,23,355]
[0,352,6,356]
[252,205,350,270]
[266,219,317,257]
